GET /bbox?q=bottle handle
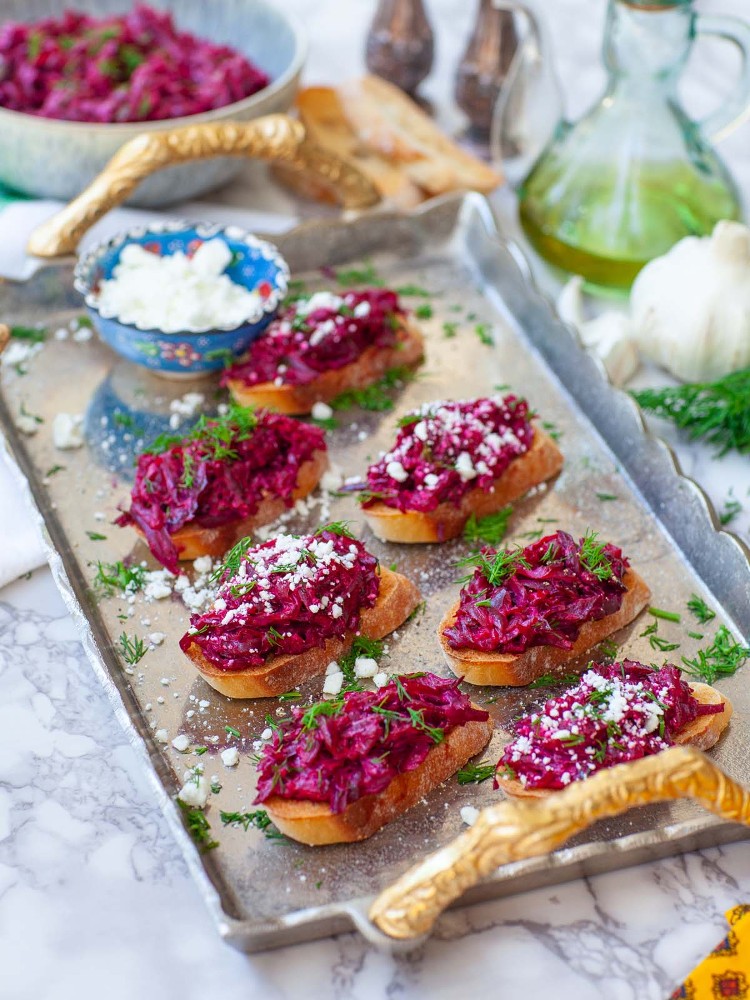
[695,14,750,143]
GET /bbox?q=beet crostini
[359,395,563,543]
[179,524,421,698]
[116,403,327,573]
[439,530,650,686]
[495,659,731,798]
[254,672,494,843]
[222,287,424,414]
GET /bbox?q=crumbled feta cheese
[460,805,480,826]
[95,239,263,333]
[311,401,334,421]
[221,747,240,767]
[149,632,166,646]
[354,656,379,678]
[323,671,344,696]
[171,734,190,752]
[325,660,340,675]
[155,728,169,743]
[15,413,40,435]
[455,451,477,482]
[260,727,273,741]
[177,769,210,808]
[373,671,389,688]
[386,460,409,483]
[193,555,214,575]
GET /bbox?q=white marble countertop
[3,2,750,998]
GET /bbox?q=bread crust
[362,428,564,544]
[181,566,421,699]
[225,316,424,416]
[134,449,328,564]
[439,566,651,687]
[263,712,494,844]
[497,681,732,799]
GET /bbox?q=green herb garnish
[631,370,750,456]
[220,809,286,842]
[330,365,415,413]
[316,520,355,539]
[719,493,743,526]
[86,530,107,541]
[337,636,385,690]
[474,323,493,346]
[118,632,146,665]
[414,304,433,320]
[596,492,619,502]
[456,761,496,785]
[442,322,458,339]
[45,464,65,477]
[225,725,241,739]
[649,635,680,653]
[10,324,47,343]
[463,506,513,546]
[335,261,384,287]
[145,401,257,461]
[395,284,432,297]
[687,594,716,625]
[458,547,529,587]
[649,607,681,623]
[681,625,749,684]
[578,529,613,582]
[528,671,580,689]
[177,799,218,851]
[92,560,147,597]
[210,536,253,584]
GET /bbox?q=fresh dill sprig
[631,369,750,456]
[414,303,433,320]
[719,492,743,526]
[442,321,458,339]
[334,261,384,287]
[225,725,241,739]
[687,594,716,625]
[457,547,528,587]
[406,707,444,743]
[395,284,432,297]
[649,635,680,653]
[145,401,257,461]
[301,699,344,730]
[177,799,218,851]
[578,529,613,582]
[220,809,287,842]
[86,530,107,541]
[210,536,253,584]
[597,638,619,663]
[330,365,416,413]
[118,632,146,665]
[463,506,513,546]
[91,560,147,598]
[456,761,496,785]
[681,625,749,684]
[528,671,580,689]
[596,492,619,502]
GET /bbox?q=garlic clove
[556,276,638,385]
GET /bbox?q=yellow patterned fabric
[670,907,750,999]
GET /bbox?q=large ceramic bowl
[74,220,289,379]
[0,0,306,206]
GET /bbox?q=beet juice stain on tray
[2,193,749,951]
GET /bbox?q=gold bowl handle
[27,114,380,258]
[369,746,750,940]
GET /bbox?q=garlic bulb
[557,276,639,386]
[630,220,750,382]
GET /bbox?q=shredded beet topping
[445,530,629,655]
[254,672,489,812]
[498,660,724,791]
[361,395,533,513]
[0,5,269,123]
[221,288,404,388]
[179,528,380,671]
[116,405,325,574]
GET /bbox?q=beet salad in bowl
[0,0,306,204]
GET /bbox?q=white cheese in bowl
[95,238,263,333]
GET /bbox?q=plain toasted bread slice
[263,712,494,844]
[339,76,502,196]
[362,428,563,544]
[497,682,732,799]
[133,450,328,565]
[225,316,424,416]
[439,566,651,687]
[181,566,421,698]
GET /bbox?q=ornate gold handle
[27,114,380,258]
[369,746,750,940]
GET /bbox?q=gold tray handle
[369,746,750,941]
[27,114,380,259]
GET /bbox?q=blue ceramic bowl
[74,220,289,378]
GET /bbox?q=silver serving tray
[2,193,749,953]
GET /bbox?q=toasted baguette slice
[181,566,421,698]
[339,76,503,196]
[439,566,650,687]
[133,450,328,565]
[225,316,424,415]
[497,682,732,799]
[362,428,563,544]
[263,712,494,844]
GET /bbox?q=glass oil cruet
[501,0,750,290]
